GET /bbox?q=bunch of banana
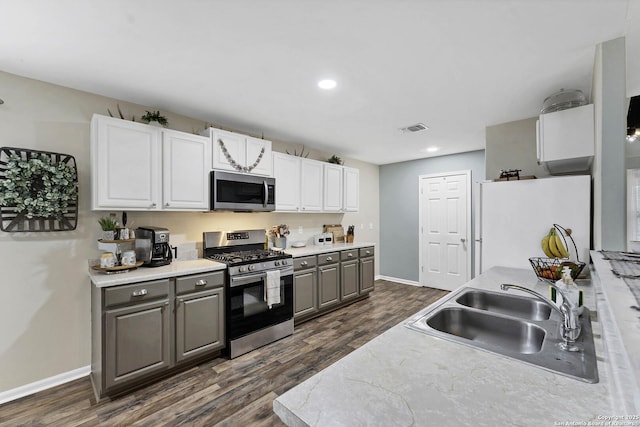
[541,228,569,258]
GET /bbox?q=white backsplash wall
[121,210,377,256]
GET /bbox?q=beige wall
[485,117,549,180]
[0,70,379,394]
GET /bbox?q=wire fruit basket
[529,224,586,283]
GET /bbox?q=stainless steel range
[203,229,293,358]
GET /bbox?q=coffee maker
[135,226,173,267]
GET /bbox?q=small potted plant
[327,154,343,165]
[98,216,118,240]
[141,110,168,127]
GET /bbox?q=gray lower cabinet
[359,247,375,294]
[175,287,225,363]
[294,255,319,318]
[293,247,375,324]
[318,252,340,309]
[101,279,171,391]
[92,270,225,399]
[340,260,359,300]
[340,249,360,301]
[105,297,171,390]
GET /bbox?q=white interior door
[419,171,471,291]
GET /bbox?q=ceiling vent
[401,123,429,133]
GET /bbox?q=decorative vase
[102,230,115,241]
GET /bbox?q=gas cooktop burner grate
[207,249,289,264]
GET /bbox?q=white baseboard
[376,275,421,287]
[0,365,90,405]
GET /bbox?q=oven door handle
[230,272,267,288]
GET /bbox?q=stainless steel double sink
[405,287,598,383]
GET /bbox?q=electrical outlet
[360,223,364,230]
[369,223,374,230]
[298,226,303,234]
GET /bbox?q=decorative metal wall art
[0,147,78,232]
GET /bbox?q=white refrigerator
[475,175,591,275]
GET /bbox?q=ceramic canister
[121,250,136,266]
[100,252,116,268]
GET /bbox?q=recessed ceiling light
[318,79,337,90]
[426,147,439,153]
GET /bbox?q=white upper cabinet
[269,152,359,213]
[207,128,272,176]
[323,163,343,212]
[246,136,273,176]
[300,158,324,212]
[91,114,210,211]
[536,104,594,174]
[211,129,244,171]
[273,152,301,212]
[92,115,161,210]
[162,130,210,210]
[343,167,359,212]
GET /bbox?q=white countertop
[88,259,226,287]
[283,242,375,258]
[590,251,640,414]
[273,266,617,426]
[88,242,376,287]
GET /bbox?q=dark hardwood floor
[0,280,447,427]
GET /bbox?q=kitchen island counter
[274,266,617,426]
[88,259,226,287]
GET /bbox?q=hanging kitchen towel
[266,270,281,309]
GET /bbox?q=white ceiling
[0,0,631,165]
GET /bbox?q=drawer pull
[300,261,308,266]
[348,253,353,257]
[365,251,371,255]
[132,289,148,297]
[195,279,207,286]
[326,256,333,261]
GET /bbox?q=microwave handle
[263,180,268,208]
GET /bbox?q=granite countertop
[88,259,226,287]
[283,242,375,258]
[274,266,618,426]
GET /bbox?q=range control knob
[239,266,247,273]
[274,261,280,266]
[281,259,288,265]
[248,265,255,271]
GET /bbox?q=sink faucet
[501,283,581,352]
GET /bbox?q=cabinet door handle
[150,203,157,208]
[132,289,148,297]
[165,203,170,207]
[195,279,207,286]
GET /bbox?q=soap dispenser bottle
[555,266,580,309]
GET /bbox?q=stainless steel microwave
[210,170,275,212]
